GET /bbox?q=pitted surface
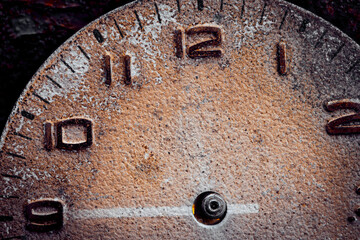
[0,0,359,239]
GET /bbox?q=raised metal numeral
[104,54,112,85]
[44,122,53,150]
[325,99,360,135]
[277,42,288,75]
[44,118,93,150]
[175,27,185,58]
[124,54,132,85]
[175,24,223,58]
[103,54,131,86]
[25,199,64,232]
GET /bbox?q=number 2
[325,99,360,135]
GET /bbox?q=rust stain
[0,0,359,238]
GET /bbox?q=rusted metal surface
[1,0,359,136]
[0,0,359,239]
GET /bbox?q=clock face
[1,0,359,239]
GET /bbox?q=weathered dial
[1,0,359,239]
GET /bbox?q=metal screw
[200,193,227,219]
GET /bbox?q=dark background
[0,0,359,134]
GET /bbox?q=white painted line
[71,204,259,219]
[228,203,259,214]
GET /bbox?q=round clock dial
[1,0,359,239]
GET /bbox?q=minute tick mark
[299,19,310,32]
[1,236,26,240]
[13,132,32,140]
[114,19,124,38]
[6,152,26,159]
[46,75,62,88]
[155,3,162,23]
[93,29,104,43]
[1,173,22,179]
[21,110,35,120]
[330,43,345,61]
[259,2,267,24]
[0,216,13,222]
[0,195,19,199]
[240,0,245,19]
[33,92,50,104]
[176,0,181,12]
[279,10,288,30]
[314,30,327,48]
[198,0,204,11]
[77,45,90,60]
[134,10,143,30]
[60,59,75,73]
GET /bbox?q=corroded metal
[0,0,359,239]
[196,192,227,223]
